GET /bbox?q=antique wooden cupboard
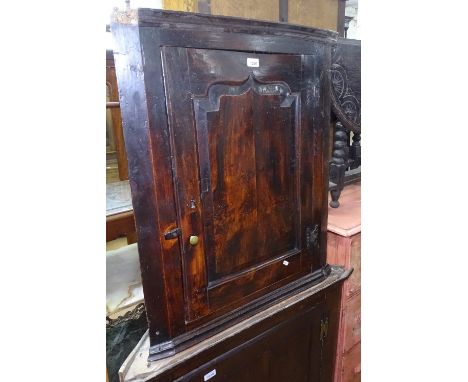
[119,268,349,382]
[111,9,342,363]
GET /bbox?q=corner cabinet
[112,9,337,361]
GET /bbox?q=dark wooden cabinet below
[119,266,349,382]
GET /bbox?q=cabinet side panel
[303,45,332,269]
[112,23,188,345]
[112,24,171,343]
[138,28,188,337]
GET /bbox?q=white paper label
[204,369,216,381]
[247,58,259,67]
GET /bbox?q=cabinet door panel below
[175,307,323,382]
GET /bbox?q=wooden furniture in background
[119,266,350,382]
[329,119,361,208]
[106,181,136,244]
[330,38,360,134]
[327,183,361,382]
[106,211,137,244]
[329,38,361,208]
[112,9,336,361]
[107,49,129,182]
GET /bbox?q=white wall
[345,0,360,40]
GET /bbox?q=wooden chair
[329,38,361,208]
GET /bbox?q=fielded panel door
[162,47,320,322]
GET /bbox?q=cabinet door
[174,305,322,382]
[162,47,321,322]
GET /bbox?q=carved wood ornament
[329,38,361,208]
[330,39,361,133]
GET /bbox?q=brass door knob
[189,235,199,246]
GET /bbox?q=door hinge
[320,316,329,343]
[306,224,319,249]
[164,227,181,240]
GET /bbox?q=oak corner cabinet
[111,9,338,361]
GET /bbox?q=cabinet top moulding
[111,8,337,44]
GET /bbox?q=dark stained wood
[163,47,314,322]
[330,38,361,133]
[175,307,320,382]
[329,120,348,208]
[329,38,361,208]
[120,267,349,382]
[112,21,178,348]
[111,9,337,360]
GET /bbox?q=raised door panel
[198,84,299,280]
[162,47,320,322]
